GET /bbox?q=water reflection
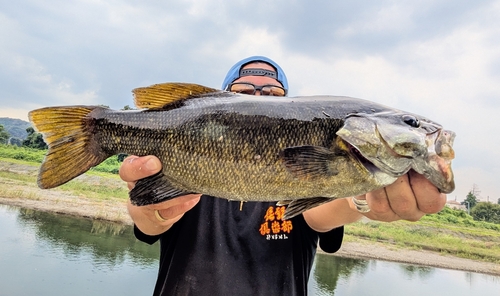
[2,204,500,296]
[400,264,434,279]
[16,207,159,268]
[313,255,369,293]
[0,205,159,296]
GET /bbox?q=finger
[119,155,162,183]
[151,194,202,210]
[127,181,135,191]
[119,155,140,190]
[385,174,424,221]
[408,171,447,214]
[363,188,400,222]
[153,194,202,221]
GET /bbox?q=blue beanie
[221,56,289,94]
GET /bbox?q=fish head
[336,110,455,193]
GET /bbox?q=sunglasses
[228,82,287,96]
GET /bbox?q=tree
[22,127,48,149]
[122,105,135,110]
[463,191,479,212]
[0,124,10,144]
[471,202,500,224]
[470,183,481,199]
[497,198,500,205]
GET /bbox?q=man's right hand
[120,155,201,235]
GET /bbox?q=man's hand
[352,170,447,222]
[120,155,201,235]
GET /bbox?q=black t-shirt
[135,195,344,296]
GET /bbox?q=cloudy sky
[1,0,499,203]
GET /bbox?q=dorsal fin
[132,83,221,109]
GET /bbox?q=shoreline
[1,161,499,276]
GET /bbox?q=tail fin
[28,106,110,189]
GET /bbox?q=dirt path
[1,160,499,276]
[328,241,500,276]
[0,160,132,224]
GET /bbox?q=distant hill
[0,118,32,140]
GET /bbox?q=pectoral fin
[280,146,340,180]
[129,172,193,206]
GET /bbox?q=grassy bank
[0,144,123,174]
[345,216,500,264]
[0,145,499,265]
[0,156,128,202]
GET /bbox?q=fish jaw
[413,129,456,193]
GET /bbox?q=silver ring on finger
[352,196,371,213]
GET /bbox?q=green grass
[0,144,123,174]
[0,186,40,200]
[345,213,500,263]
[0,169,36,183]
[0,144,46,163]
[0,144,127,201]
[57,178,129,201]
[0,166,128,201]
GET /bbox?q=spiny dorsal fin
[132,83,221,109]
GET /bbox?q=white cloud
[336,3,414,37]
[0,51,98,107]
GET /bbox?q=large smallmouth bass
[29,83,455,219]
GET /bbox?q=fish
[28,83,455,219]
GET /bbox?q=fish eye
[402,115,420,128]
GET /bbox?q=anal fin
[282,197,335,220]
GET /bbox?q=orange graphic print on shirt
[259,206,293,240]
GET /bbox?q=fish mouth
[434,129,455,160]
[424,129,456,193]
[345,142,383,175]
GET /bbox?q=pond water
[0,204,499,296]
[309,255,499,295]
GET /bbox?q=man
[121,56,446,295]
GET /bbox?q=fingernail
[145,158,159,171]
